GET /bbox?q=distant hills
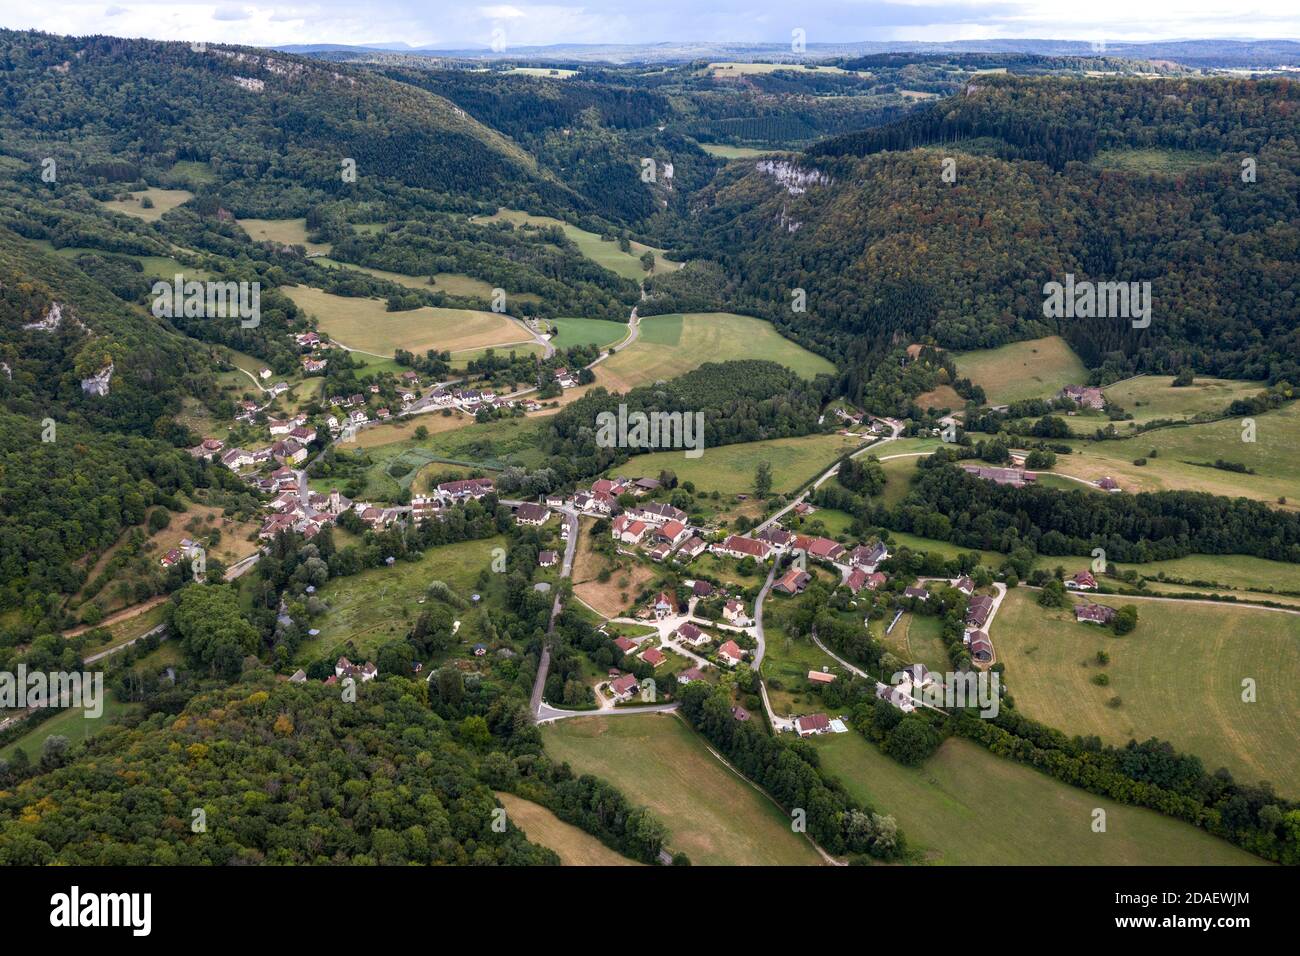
[276,38,1300,68]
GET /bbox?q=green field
[1112,552,1300,595]
[597,312,834,393]
[495,792,641,865]
[814,732,1266,865]
[994,588,1300,795]
[1,693,139,763]
[879,455,920,507]
[759,619,840,715]
[699,144,786,160]
[1055,400,1300,508]
[613,431,864,496]
[541,714,824,865]
[283,285,529,357]
[546,316,629,351]
[953,335,1089,405]
[237,217,332,255]
[296,535,506,664]
[877,611,949,674]
[1104,375,1265,426]
[1089,148,1220,173]
[471,208,679,281]
[99,187,194,222]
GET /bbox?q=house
[1066,570,1098,591]
[722,599,749,626]
[807,670,836,684]
[545,492,568,508]
[677,536,707,561]
[675,622,709,647]
[302,356,327,373]
[966,594,994,628]
[691,579,714,598]
[335,656,378,682]
[612,515,649,546]
[655,519,690,547]
[805,537,846,563]
[437,477,494,501]
[220,448,255,470]
[676,667,706,685]
[793,502,815,516]
[591,478,623,497]
[732,705,751,722]
[295,331,320,348]
[159,548,183,568]
[875,681,916,714]
[608,673,639,702]
[289,425,317,444]
[756,526,794,551]
[629,501,686,526]
[514,503,551,526]
[271,440,307,466]
[849,541,889,571]
[1076,603,1116,625]
[632,477,660,495]
[714,534,771,562]
[898,664,934,689]
[538,550,558,568]
[259,367,272,380]
[649,542,673,562]
[794,713,832,737]
[411,496,443,521]
[639,646,666,668]
[717,640,743,667]
[961,464,1036,488]
[774,568,812,595]
[904,586,930,601]
[1097,476,1122,492]
[613,636,639,656]
[473,644,487,657]
[845,568,868,594]
[288,669,308,683]
[375,407,391,420]
[1060,384,1106,410]
[954,576,975,596]
[650,591,676,620]
[969,631,994,663]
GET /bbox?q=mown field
[570,517,657,618]
[540,714,825,865]
[1088,147,1219,173]
[814,732,1267,865]
[1054,400,1300,509]
[876,611,949,674]
[236,217,332,255]
[1103,375,1264,426]
[99,187,194,222]
[994,588,1300,796]
[953,335,1089,405]
[470,207,678,281]
[547,316,629,351]
[1112,552,1300,595]
[698,144,784,160]
[612,431,863,497]
[596,312,835,393]
[1,693,139,764]
[283,285,530,357]
[494,793,641,865]
[312,257,533,303]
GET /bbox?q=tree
[883,716,939,766]
[754,460,773,499]
[1112,605,1139,635]
[1037,579,1067,608]
[170,584,260,679]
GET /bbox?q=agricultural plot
[546,316,629,351]
[953,335,1089,405]
[758,619,840,716]
[1111,552,1300,596]
[875,612,949,675]
[596,312,835,393]
[541,714,825,866]
[98,187,194,222]
[993,588,1300,796]
[1054,400,1300,508]
[494,794,640,865]
[470,208,679,280]
[1088,148,1220,173]
[0,693,139,764]
[236,218,332,256]
[814,733,1266,865]
[612,431,862,497]
[571,518,656,618]
[282,285,530,357]
[698,144,785,160]
[1103,375,1265,426]
[312,257,542,307]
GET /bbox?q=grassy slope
[994,588,1300,796]
[953,335,1089,405]
[494,792,642,865]
[541,714,824,865]
[1103,375,1264,426]
[815,733,1267,865]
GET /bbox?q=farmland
[814,732,1267,865]
[611,431,864,497]
[470,207,679,281]
[571,518,657,618]
[540,714,825,865]
[282,285,530,357]
[546,316,629,351]
[993,588,1300,796]
[236,217,332,256]
[953,335,1089,405]
[1103,375,1265,426]
[494,793,641,865]
[99,187,194,222]
[596,312,835,393]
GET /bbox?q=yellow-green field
[1053,400,1300,509]
[994,588,1300,795]
[506,67,579,79]
[99,187,194,221]
[546,316,629,351]
[596,312,834,392]
[705,61,866,77]
[1104,375,1265,426]
[494,793,641,865]
[283,285,530,357]
[814,732,1266,865]
[699,144,787,160]
[237,218,332,256]
[471,208,679,280]
[611,431,864,496]
[953,335,1089,405]
[541,714,825,865]
[1089,148,1219,173]
[877,611,949,674]
[1112,552,1300,595]
[312,257,542,307]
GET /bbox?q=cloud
[104,5,129,16]
[213,5,252,21]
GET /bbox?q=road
[529,505,579,720]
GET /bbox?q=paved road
[530,505,580,720]
[536,700,679,724]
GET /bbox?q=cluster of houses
[417,384,540,416]
[325,656,377,684]
[961,463,1037,488]
[873,663,935,715]
[1059,384,1106,411]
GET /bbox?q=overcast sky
[2,2,1296,50]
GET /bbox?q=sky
[0,2,1296,50]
